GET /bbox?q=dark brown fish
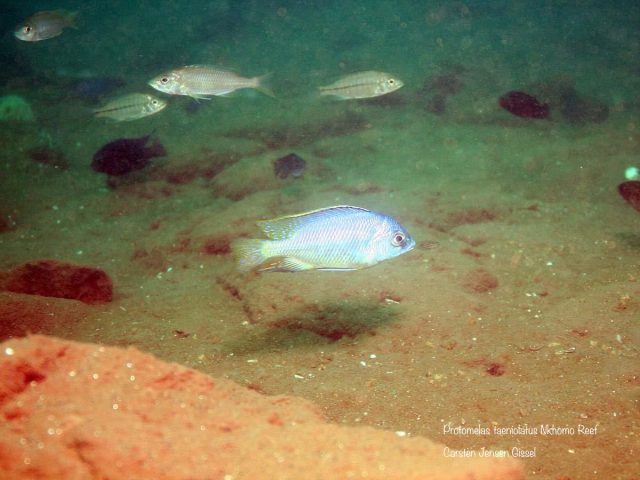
[618,181,640,212]
[91,135,166,176]
[499,91,549,119]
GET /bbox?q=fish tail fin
[254,73,275,98]
[233,238,269,272]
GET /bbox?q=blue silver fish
[233,206,415,272]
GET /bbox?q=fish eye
[388,79,396,85]
[151,99,159,105]
[23,25,32,34]
[160,77,169,84]
[391,232,406,246]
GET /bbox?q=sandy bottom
[0,71,638,479]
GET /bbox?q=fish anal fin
[188,94,212,101]
[256,256,314,273]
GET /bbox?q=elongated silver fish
[319,71,404,99]
[15,10,77,42]
[148,65,273,99]
[233,206,415,272]
[94,93,167,122]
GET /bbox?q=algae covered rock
[0,95,35,122]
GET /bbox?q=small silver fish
[319,71,404,99]
[94,93,167,122]
[14,10,77,42]
[148,65,273,99]
[233,206,415,272]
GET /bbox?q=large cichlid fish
[233,206,415,272]
[148,65,273,99]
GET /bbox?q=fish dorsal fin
[257,205,370,240]
[184,65,236,74]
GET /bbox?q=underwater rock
[421,70,464,115]
[273,153,306,179]
[426,94,448,115]
[0,95,34,122]
[558,88,608,125]
[0,335,525,480]
[618,181,640,212]
[0,260,113,304]
[499,91,549,119]
[428,72,465,97]
[530,77,608,125]
[92,135,166,176]
[27,145,69,170]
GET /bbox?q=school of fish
[14,9,418,273]
[14,10,406,123]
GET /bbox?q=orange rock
[0,335,524,480]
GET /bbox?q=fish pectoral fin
[256,256,315,273]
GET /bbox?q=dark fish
[72,77,126,103]
[273,153,305,179]
[91,135,166,176]
[499,91,549,119]
[618,181,640,212]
